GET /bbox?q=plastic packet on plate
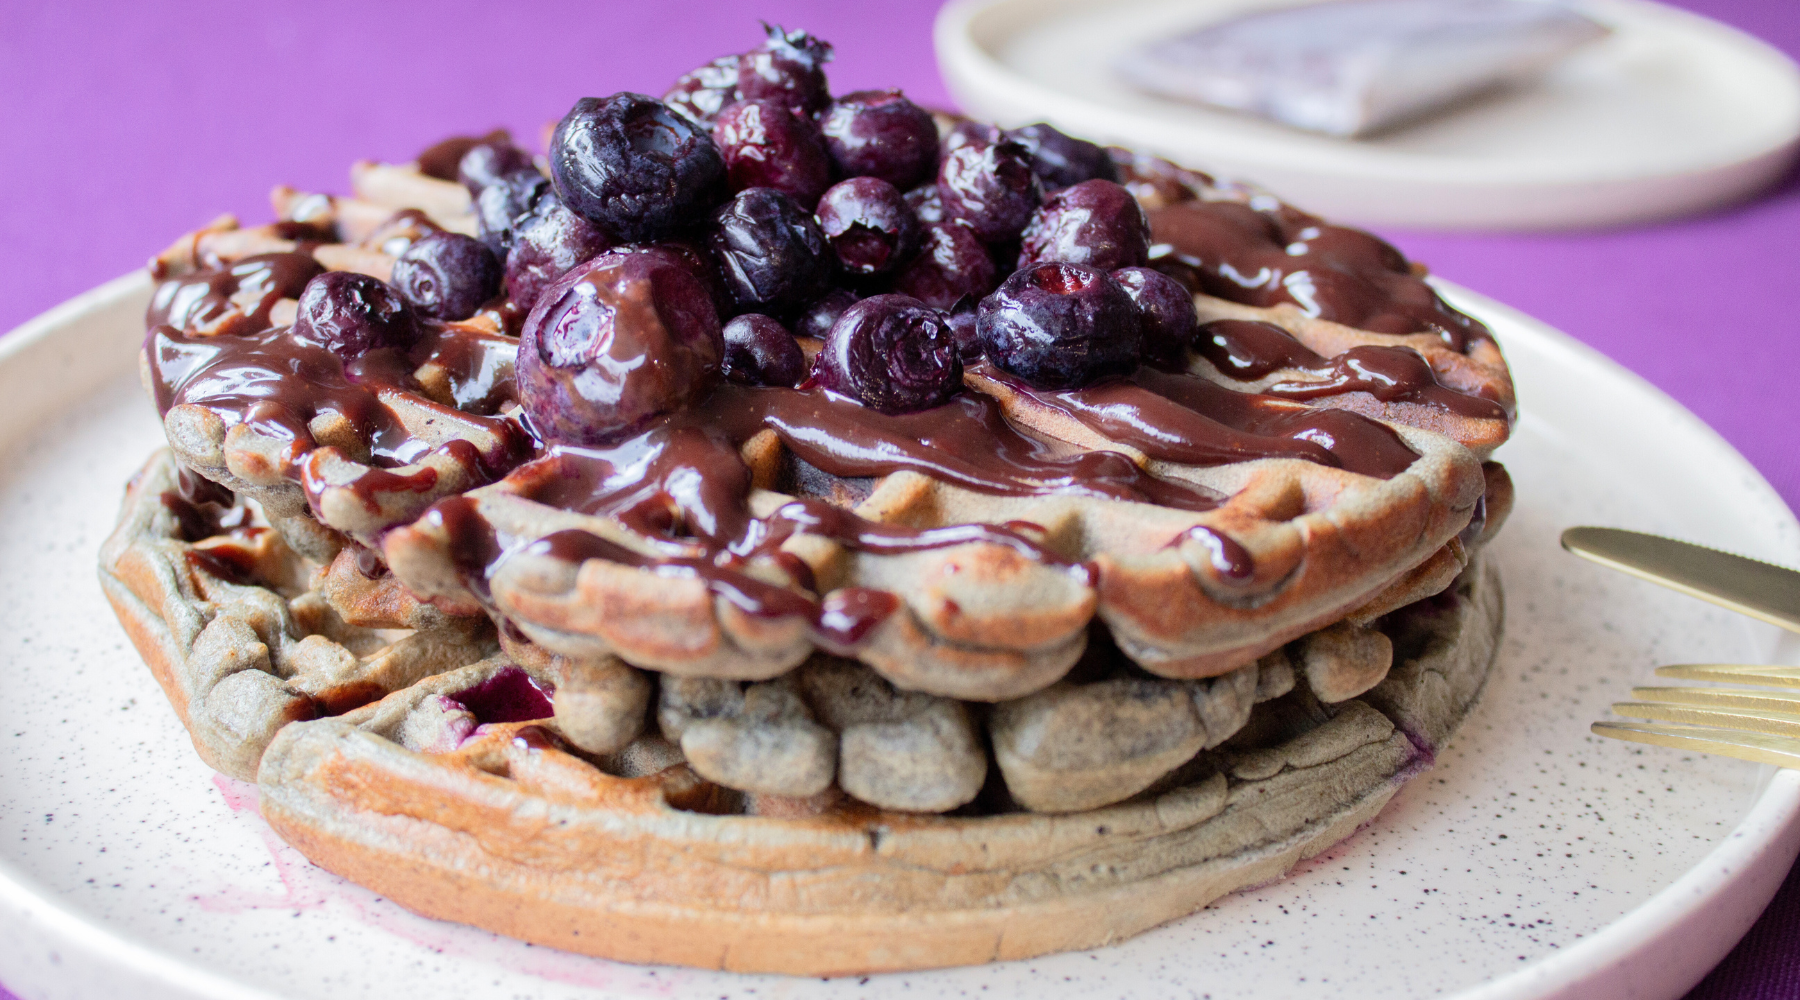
[1116,0,1610,137]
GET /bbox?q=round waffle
[108,50,1519,972]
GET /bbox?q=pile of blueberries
[292,26,1201,446]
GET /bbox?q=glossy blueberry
[518,250,724,445]
[977,263,1140,389]
[945,296,982,360]
[474,168,551,257]
[940,120,1001,157]
[392,232,503,321]
[937,136,1041,243]
[549,93,726,243]
[1005,123,1119,190]
[707,187,833,314]
[793,287,859,340]
[712,99,833,209]
[292,271,419,359]
[889,220,996,310]
[721,313,807,387]
[457,140,535,194]
[664,54,742,125]
[819,90,939,190]
[1017,180,1151,272]
[504,195,614,312]
[736,24,833,116]
[813,294,962,414]
[1112,266,1198,370]
[815,177,919,277]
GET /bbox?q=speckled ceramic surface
[2,275,1798,1000]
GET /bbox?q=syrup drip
[146,316,533,516]
[982,363,1420,478]
[1143,198,1488,349]
[1197,320,1508,420]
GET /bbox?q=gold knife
[1560,527,1800,634]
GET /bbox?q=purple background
[2,1,1796,996]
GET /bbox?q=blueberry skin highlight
[549,93,727,244]
[503,195,615,313]
[977,263,1142,390]
[392,232,502,321]
[815,177,920,277]
[1018,180,1151,273]
[722,313,807,387]
[707,187,834,314]
[292,271,419,359]
[1113,266,1199,371]
[813,294,963,414]
[819,90,940,190]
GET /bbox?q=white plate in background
[1,276,1799,999]
[937,0,1800,229]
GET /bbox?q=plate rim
[0,273,1797,1000]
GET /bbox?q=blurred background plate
[937,0,1800,229]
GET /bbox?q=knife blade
[1560,527,1800,634]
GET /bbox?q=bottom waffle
[101,446,1502,974]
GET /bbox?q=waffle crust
[255,558,1499,975]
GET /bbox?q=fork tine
[1592,722,1800,768]
[1610,701,1800,739]
[1630,686,1800,713]
[1654,664,1800,688]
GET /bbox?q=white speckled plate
[2,274,1798,1000]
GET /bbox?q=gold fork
[1561,527,1800,767]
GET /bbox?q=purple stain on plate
[447,666,555,724]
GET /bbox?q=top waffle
[140,47,1514,713]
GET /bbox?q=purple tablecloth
[2,1,1795,996]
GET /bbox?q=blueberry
[474,168,551,257]
[905,183,945,224]
[937,136,1041,243]
[736,24,833,116]
[945,296,982,361]
[616,239,735,320]
[889,220,996,310]
[1005,123,1119,190]
[712,99,833,209]
[1112,266,1197,370]
[1018,179,1150,272]
[815,177,919,277]
[941,120,1001,157]
[293,271,419,359]
[549,93,727,243]
[504,195,614,312]
[977,263,1140,389]
[707,187,832,314]
[457,140,535,195]
[722,313,807,387]
[793,287,859,340]
[518,250,723,445]
[813,294,962,414]
[392,232,503,321]
[664,54,742,125]
[819,90,939,190]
